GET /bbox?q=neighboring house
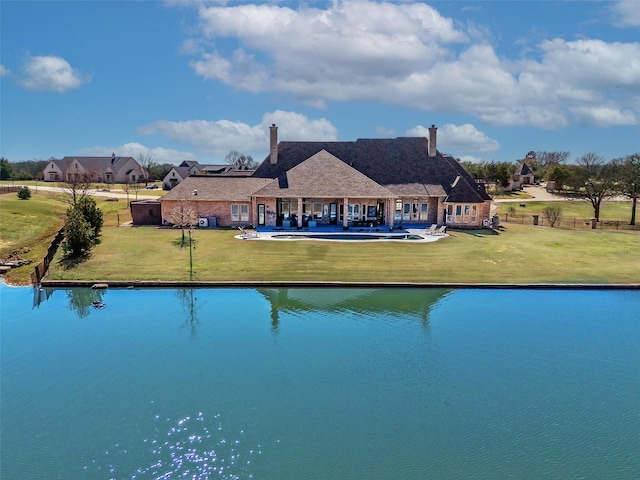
[159,125,492,229]
[162,161,255,189]
[163,165,192,190]
[43,154,145,184]
[508,162,535,191]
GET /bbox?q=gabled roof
[515,162,534,176]
[161,176,272,202]
[252,150,396,198]
[253,137,490,203]
[58,156,138,174]
[168,166,191,179]
[179,160,201,168]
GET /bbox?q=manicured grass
[46,223,640,284]
[496,200,633,222]
[3,192,639,285]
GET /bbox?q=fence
[30,227,65,285]
[0,185,24,194]
[498,213,640,231]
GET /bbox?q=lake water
[1,285,639,479]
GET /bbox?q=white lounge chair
[238,226,260,239]
[434,225,447,235]
[424,224,437,235]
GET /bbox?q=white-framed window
[395,200,402,221]
[231,204,250,222]
[471,205,478,222]
[421,203,428,220]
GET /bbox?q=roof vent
[193,189,198,196]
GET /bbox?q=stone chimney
[428,125,437,157]
[269,124,278,165]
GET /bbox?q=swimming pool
[270,232,427,241]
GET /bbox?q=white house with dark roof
[43,154,145,184]
[158,125,492,229]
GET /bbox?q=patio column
[388,198,394,229]
[437,197,445,225]
[343,198,349,228]
[297,197,303,228]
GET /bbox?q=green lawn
[45,223,640,285]
[3,192,639,285]
[495,199,634,223]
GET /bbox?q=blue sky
[1,1,639,165]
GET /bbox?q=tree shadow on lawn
[57,251,92,271]
[450,227,503,238]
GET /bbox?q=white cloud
[570,106,637,126]
[406,123,500,154]
[78,143,195,165]
[19,55,90,92]
[137,110,338,160]
[610,1,640,27]
[174,1,640,130]
[0,64,9,77]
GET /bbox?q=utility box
[208,216,217,228]
[532,214,539,226]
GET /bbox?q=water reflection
[177,288,199,337]
[257,288,450,332]
[66,288,107,319]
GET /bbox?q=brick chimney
[428,125,437,157]
[269,124,278,164]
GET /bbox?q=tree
[612,153,640,225]
[0,157,13,180]
[225,150,256,169]
[62,207,94,257]
[545,163,573,190]
[17,186,32,199]
[570,153,616,222]
[543,206,562,227]
[167,199,197,246]
[137,153,155,183]
[62,169,94,206]
[76,196,104,238]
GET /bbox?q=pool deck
[236,225,448,242]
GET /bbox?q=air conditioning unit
[162,219,170,225]
[198,217,208,228]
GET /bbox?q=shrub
[76,196,104,238]
[17,186,31,200]
[543,206,562,227]
[62,208,94,256]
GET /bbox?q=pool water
[271,233,426,240]
[1,286,639,479]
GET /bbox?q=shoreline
[37,279,640,290]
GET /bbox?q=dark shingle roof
[253,137,490,203]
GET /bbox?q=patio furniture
[433,225,447,236]
[424,224,438,235]
[238,226,260,239]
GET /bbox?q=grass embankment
[0,191,132,284]
[495,200,633,221]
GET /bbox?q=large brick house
[160,125,492,229]
[43,154,145,184]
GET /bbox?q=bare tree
[61,169,94,206]
[612,153,640,225]
[167,199,197,246]
[225,150,256,169]
[543,206,562,227]
[571,153,616,222]
[536,151,570,167]
[136,153,154,182]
